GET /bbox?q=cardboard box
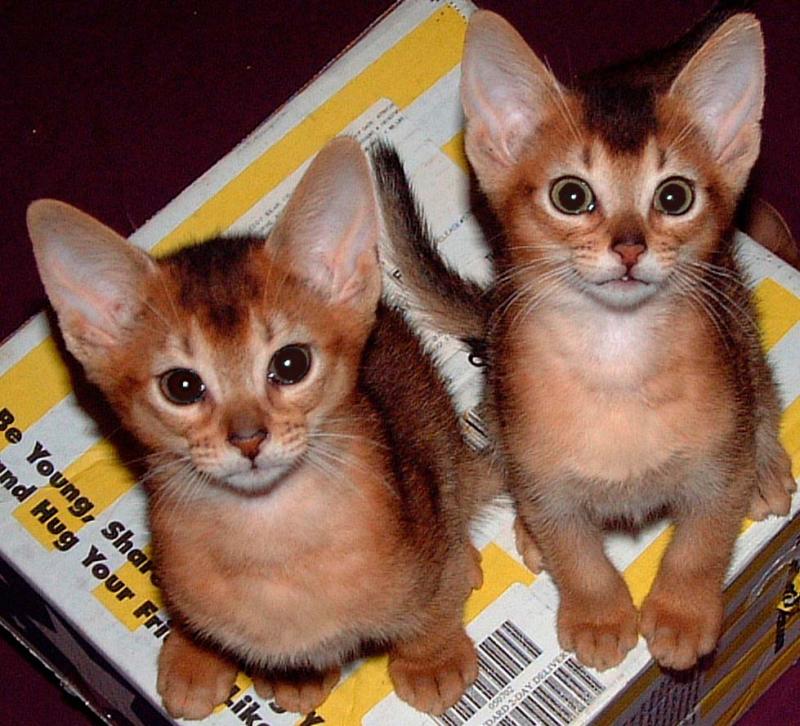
[1,2,798,723]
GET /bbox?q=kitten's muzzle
[228,428,269,461]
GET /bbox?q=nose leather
[613,242,645,269]
[611,228,647,271]
[228,429,268,460]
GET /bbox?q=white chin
[224,464,292,493]
[587,279,658,308]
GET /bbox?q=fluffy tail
[371,142,489,343]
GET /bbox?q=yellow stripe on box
[623,527,673,608]
[0,5,468,452]
[215,674,255,715]
[316,655,393,726]
[780,394,800,479]
[14,439,136,550]
[92,546,162,631]
[0,337,73,454]
[465,542,535,621]
[152,6,467,257]
[317,543,534,724]
[754,278,800,350]
[441,131,468,173]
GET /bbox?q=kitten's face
[461,11,764,313]
[28,137,381,496]
[112,245,367,494]
[500,101,732,311]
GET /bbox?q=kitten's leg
[252,667,340,714]
[388,545,479,714]
[520,505,638,670]
[157,626,238,719]
[388,620,478,715]
[640,485,749,670]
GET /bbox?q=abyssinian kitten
[375,8,796,672]
[27,138,497,718]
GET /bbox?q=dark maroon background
[1,2,797,724]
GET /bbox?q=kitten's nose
[228,429,268,461]
[611,231,646,271]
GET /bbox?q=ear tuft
[461,10,563,195]
[27,199,156,356]
[669,13,764,192]
[270,137,381,313]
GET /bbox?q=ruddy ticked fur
[28,138,497,718]
[376,6,795,673]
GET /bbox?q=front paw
[557,586,638,671]
[640,586,723,670]
[252,667,340,714]
[157,630,238,719]
[389,630,478,715]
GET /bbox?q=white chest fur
[512,300,719,485]
[153,461,409,666]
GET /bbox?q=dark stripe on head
[161,235,265,334]
[580,82,657,153]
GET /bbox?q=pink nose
[612,241,645,270]
[228,429,268,460]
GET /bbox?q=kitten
[27,137,497,718]
[375,8,796,673]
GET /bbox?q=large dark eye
[159,368,206,405]
[268,345,311,385]
[550,177,596,215]
[654,177,694,215]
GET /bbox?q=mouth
[601,273,648,286]
[223,461,294,493]
[586,271,658,309]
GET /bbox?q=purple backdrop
[1,2,797,723]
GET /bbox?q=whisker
[669,272,732,351]
[678,263,758,333]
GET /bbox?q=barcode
[499,657,604,726]
[439,620,543,726]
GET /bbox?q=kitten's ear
[461,10,562,195]
[271,137,381,313]
[669,14,764,193]
[27,200,156,360]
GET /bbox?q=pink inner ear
[28,199,154,346]
[461,11,561,186]
[669,16,764,163]
[271,138,380,305]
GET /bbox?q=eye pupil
[550,177,595,214]
[655,177,693,215]
[562,185,582,205]
[160,369,205,405]
[269,345,311,385]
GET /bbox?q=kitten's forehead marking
[577,138,698,218]
[265,311,291,339]
[186,317,224,395]
[176,333,193,357]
